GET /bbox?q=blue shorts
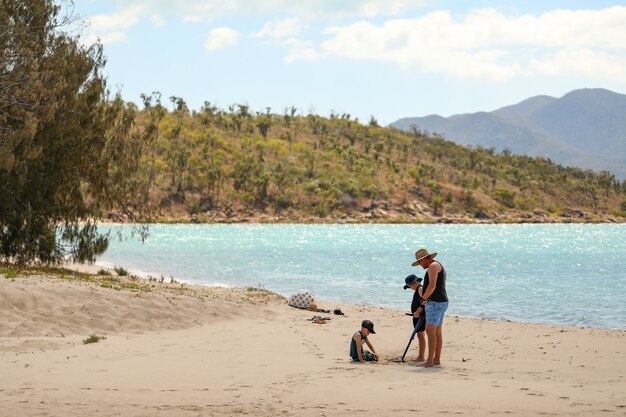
[424,301,448,326]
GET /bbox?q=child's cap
[403,274,423,290]
[361,320,376,334]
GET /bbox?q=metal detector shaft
[400,315,424,362]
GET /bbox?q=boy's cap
[361,320,376,334]
[403,274,423,290]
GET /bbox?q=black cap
[403,274,423,290]
[361,319,376,334]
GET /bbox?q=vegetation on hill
[127,94,626,223]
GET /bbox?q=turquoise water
[95,224,626,329]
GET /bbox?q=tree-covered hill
[127,95,626,223]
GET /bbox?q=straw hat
[411,248,437,266]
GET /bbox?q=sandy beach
[1,269,625,417]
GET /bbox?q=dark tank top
[423,262,448,302]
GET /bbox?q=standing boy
[404,274,426,362]
[349,320,379,363]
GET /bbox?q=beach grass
[98,279,151,292]
[113,266,129,276]
[0,267,18,279]
[82,334,106,344]
[2,263,286,306]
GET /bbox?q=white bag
[288,291,316,309]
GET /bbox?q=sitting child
[349,320,379,363]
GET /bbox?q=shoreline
[102,206,626,225]
[65,262,625,331]
[102,214,626,224]
[2,269,625,416]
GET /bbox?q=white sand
[1,271,625,416]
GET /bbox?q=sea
[93,224,626,330]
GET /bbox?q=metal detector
[394,314,425,363]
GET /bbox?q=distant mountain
[390,88,626,179]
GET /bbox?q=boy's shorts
[413,315,426,332]
[352,350,376,361]
[425,301,448,326]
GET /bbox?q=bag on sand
[288,291,316,309]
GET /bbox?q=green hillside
[126,95,626,223]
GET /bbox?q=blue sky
[73,1,626,125]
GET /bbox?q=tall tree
[0,0,148,264]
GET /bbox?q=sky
[72,0,626,125]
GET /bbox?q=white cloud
[89,6,141,32]
[308,6,626,81]
[252,19,316,64]
[359,0,428,18]
[284,47,319,63]
[82,31,127,46]
[111,0,427,21]
[82,5,142,45]
[83,3,626,82]
[529,48,626,81]
[81,1,427,49]
[97,31,128,45]
[254,17,301,39]
[204,27,241,52]
[150,15,166,27]
[282,39,319,63]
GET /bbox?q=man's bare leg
[433,325,443,366]
[423,324,437,367]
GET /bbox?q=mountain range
[390,88,626,179]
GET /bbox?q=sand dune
[1,271,625,416]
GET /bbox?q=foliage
[0,0,149,264]
[611,209,626,218]
[123,97,626,222]
[113,266,129,276]
[98,278,150,291]
[82,334,106,344]
[494,189,516,208]
[0,267,17,279]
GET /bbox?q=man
[412,248,448,368]
[404,274,426,362]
